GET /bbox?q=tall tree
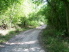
[60,0,69,35]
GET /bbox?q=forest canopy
[0,0,69,36]
[0,0,46,29]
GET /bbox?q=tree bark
[64,2,69,35]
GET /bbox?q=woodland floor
[0,25,46,52]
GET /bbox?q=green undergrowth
[42,26,69,52]
[0,27,31,44]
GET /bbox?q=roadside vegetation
[0,27,31,43]
[0,0,69,52]
[41,26,69,52]
[40,0,69,52]
[0,0,45,43]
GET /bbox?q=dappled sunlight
[0,45,5,47]
[5,40,37,45]
[0,0,46,52]
[11,47,44,52]
[0,30,9,35]
[24,41,37,44]
[0,28,16,35]
[36,25,47,29]
[2,40,45,52]
[0,25,45,52]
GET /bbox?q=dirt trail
[0,25,46,52]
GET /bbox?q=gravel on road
[0,25,46,52]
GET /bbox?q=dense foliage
[41,0,69,52]
[0,0,45,29]
[0,0,69,51]
[41,0,69,36]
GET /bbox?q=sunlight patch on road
[5,40,37,45]
[24,41,37,44]
[0,45,5,47]
[0,28,16,35]
[36,25,46,29]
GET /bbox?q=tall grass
[41,26,69,52]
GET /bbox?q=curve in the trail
[0,25,46,52]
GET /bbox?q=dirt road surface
[0,25,46,52]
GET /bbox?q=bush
[41,26,69,52]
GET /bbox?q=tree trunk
[47,0,61,30]
[64,2,69,35]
